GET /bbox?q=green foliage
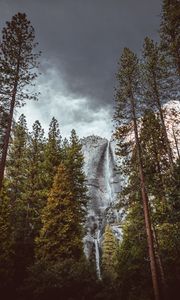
[36,163,85,263]
[63,129,88,222]
[24,258,98,300]
[102,225,118,279]
[117,201,153,300]
[0,12,41,107]
[160,0,180,75]
[44,117,62,191]
[0,189,14,290]
[0,115,32,287]
[6,114,28,200]
[140,110,169,197]
[114,47,141,176]
[25,120,46,235]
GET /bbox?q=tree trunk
[0,49,20,193]
[152,225,167,299]
[130,95,161,300]
[0,90,16,192]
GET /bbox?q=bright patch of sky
[16,67,113,139]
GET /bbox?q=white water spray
[94,230,101,279]
[105,141,114,205]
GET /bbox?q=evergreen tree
[0,115,33,288]
[156,159,180,299]
[102,225,118,279]
[6,114,28,202]
[140,110,169,199]
[61,137,70,161]
[64,129,88,223]
[139,110,171,297]
[0,188,14,292]
[114,47,161,300]
[117,200,152,300]
[160,0,180,76]
[0,13,41,191]
[36,163,84,263]
[142,37,174,170]
[44,117,62,191]
[118,109,180,299]
[25,120,46,239]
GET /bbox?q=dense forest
[0,1,180,300]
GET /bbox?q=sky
[0,0,162,139]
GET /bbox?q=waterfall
[105,141,114,205]
[82,137,122,274]
[93,142,114,279]
[94,230,101,279]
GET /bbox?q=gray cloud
[0,0,162,138]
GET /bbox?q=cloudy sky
[0,0,161,139]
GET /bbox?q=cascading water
[94,141,115,278]
[82,136,122,277]
[94,230,101,279]
[105,141,114,205]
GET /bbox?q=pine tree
[0,188,15,291]
[142,37,174,170]
[139,110,171,296]
[117,200,152,300]
[0,13,41,191]
[156,159,180,299]
[6,114,28,202]
[114,47,161,300]
[36,163,84,263]
[140,110,169,199]
[1,115,32,288]
[25,120,46,238]
[63,129,87,223]
[44,117,62,191]
[160,0,180,76]
[61,137,70,161]
[102,225,118,279]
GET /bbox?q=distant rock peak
[81,135,108,146]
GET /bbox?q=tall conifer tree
[0,13,40,191]
[142,37,174,170]
[114,47,161,300]
[6,114,28,202]
[36,163,84,263]
[64,129,88,223]
[25,120,46,238]
[44,117,62,191]
[102,225,118,279]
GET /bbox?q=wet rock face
[81,135,122,259]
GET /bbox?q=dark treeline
[0,1,180,300]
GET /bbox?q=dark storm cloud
[0,0,161,111]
